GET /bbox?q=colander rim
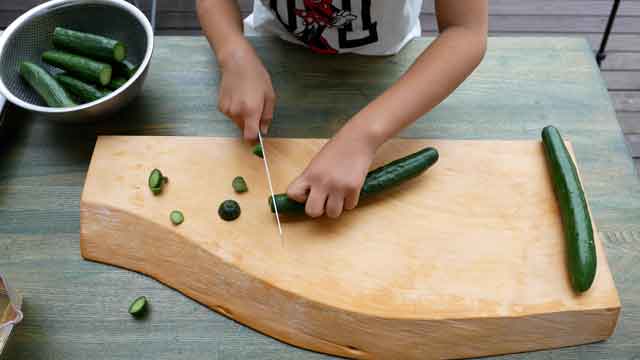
[0,0,154,114]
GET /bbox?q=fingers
[305,187,328,218]
[344,189,360,211]
[326,193,345,219]
[261,91,276,135]
[287,176,311,203]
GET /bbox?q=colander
[0,0,154,122]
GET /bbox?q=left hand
[287,133,377,218]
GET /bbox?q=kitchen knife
[257,131,283,238]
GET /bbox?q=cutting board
[80,136,620,359]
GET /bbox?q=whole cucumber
[269,147,439,214]
[542,125,596,292]
[19,62,76,107]
[55,74,106,103]
[53,27,126,62]
[42,50,112,86]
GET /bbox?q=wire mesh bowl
[0,0,154,122]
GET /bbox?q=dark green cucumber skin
[19,62,76,107]
[113,60,138,78]
[55,74,105,103]
[53,27,126,62]
[106,77,128,90]
[270,147,439,214]
[542,126,596,292]
[42,50,112,86]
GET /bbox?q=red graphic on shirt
[294,0,357,54]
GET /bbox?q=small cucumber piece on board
[232,176,248,193]
[113,60,138,79]
[270,147,439,214]
[55,74,105,103]
[218,200,241,221]
[148,168,167,195]
[53,27,126,62]
[19,62,76,107]
[252,144,263,158]
[128,296,148,317]
[542,126,596,292]
[106,76,128,91]
[42,50,112,86]
[170,210,184,225]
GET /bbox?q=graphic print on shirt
[269,0,379,54]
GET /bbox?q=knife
[257,131,283,238]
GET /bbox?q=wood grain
[1,37,639,359]
[80,136,620,359]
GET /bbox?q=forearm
[196,0,254,66]
[341,27,487,147]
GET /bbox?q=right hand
[217,43,276,140]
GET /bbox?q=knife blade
[257,131,283,238]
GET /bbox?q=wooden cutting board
[80,136,620,360]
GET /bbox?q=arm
[344,0,488,149]
[197,0,276,139]
[287,1,488,218]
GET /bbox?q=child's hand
[218,45,276,140]
[286,133,377,218]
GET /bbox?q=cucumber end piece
[128,296,148,317]
[113,43,127,62]
[170,210,184,225]
[148,169,165,194]
[218,200,241,221]
[100,66,112,86]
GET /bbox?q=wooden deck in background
[2,0,640,173]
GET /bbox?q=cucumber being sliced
[269,147,439,215]
[55,74,105,103]
[542,125,596,292]
[19,62,76,107]
[53,27,126,62]
[42,50,112,86]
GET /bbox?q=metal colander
[0,0,154,122]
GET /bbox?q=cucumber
[148,168,168,195]
[170,210,184,225]
[55,74,105,103]
[42,50,112,86]
[113,60,138,79]
[542,126,596,292]
[19,62,76,107]
[106,76,128,91]
[53,27,126,62]
[219,200,241,221]
[270,147,439,214]
[232,176,248,193]
[252,144,263,158]
[128,296,148,317]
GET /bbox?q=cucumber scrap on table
[18,27,138,107]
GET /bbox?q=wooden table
[1,37,638,359]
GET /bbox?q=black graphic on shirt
[269,0,379,54]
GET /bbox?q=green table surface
[1,37,639,359]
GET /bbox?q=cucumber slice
[232,176,248,193]
[170,210,184,225]
[128,296,148,317]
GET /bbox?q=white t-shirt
[244,0,424,56]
